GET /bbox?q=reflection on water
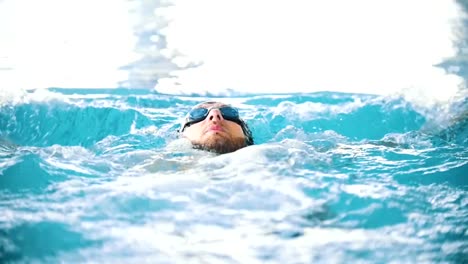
[120,0,205,89]
[119,0,178,88]
[438,0,468,84]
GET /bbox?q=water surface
[0,88,466,263]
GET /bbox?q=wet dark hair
[238,119,254,146]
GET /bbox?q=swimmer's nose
[207,108,224,121]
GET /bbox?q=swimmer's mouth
[206,125,224,132]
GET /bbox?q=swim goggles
[180,106,241,132]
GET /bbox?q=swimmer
[179,101,254,154]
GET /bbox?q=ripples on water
[0,88,466,263]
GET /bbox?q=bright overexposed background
[0,0,466,103]
[156,0,465,99]
[0,0,136,90]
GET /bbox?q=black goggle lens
[188,106,240,123]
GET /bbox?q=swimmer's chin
[200,130,231,141]
[192,136,248,154]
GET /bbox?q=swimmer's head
[179,101,254,154]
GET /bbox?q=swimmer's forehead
[194,101,230,109]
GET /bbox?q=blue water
[0,88,466,263]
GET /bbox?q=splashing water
[0,88,467,263]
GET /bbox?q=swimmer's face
[182,102,248,154]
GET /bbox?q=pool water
[0,88,467,263]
